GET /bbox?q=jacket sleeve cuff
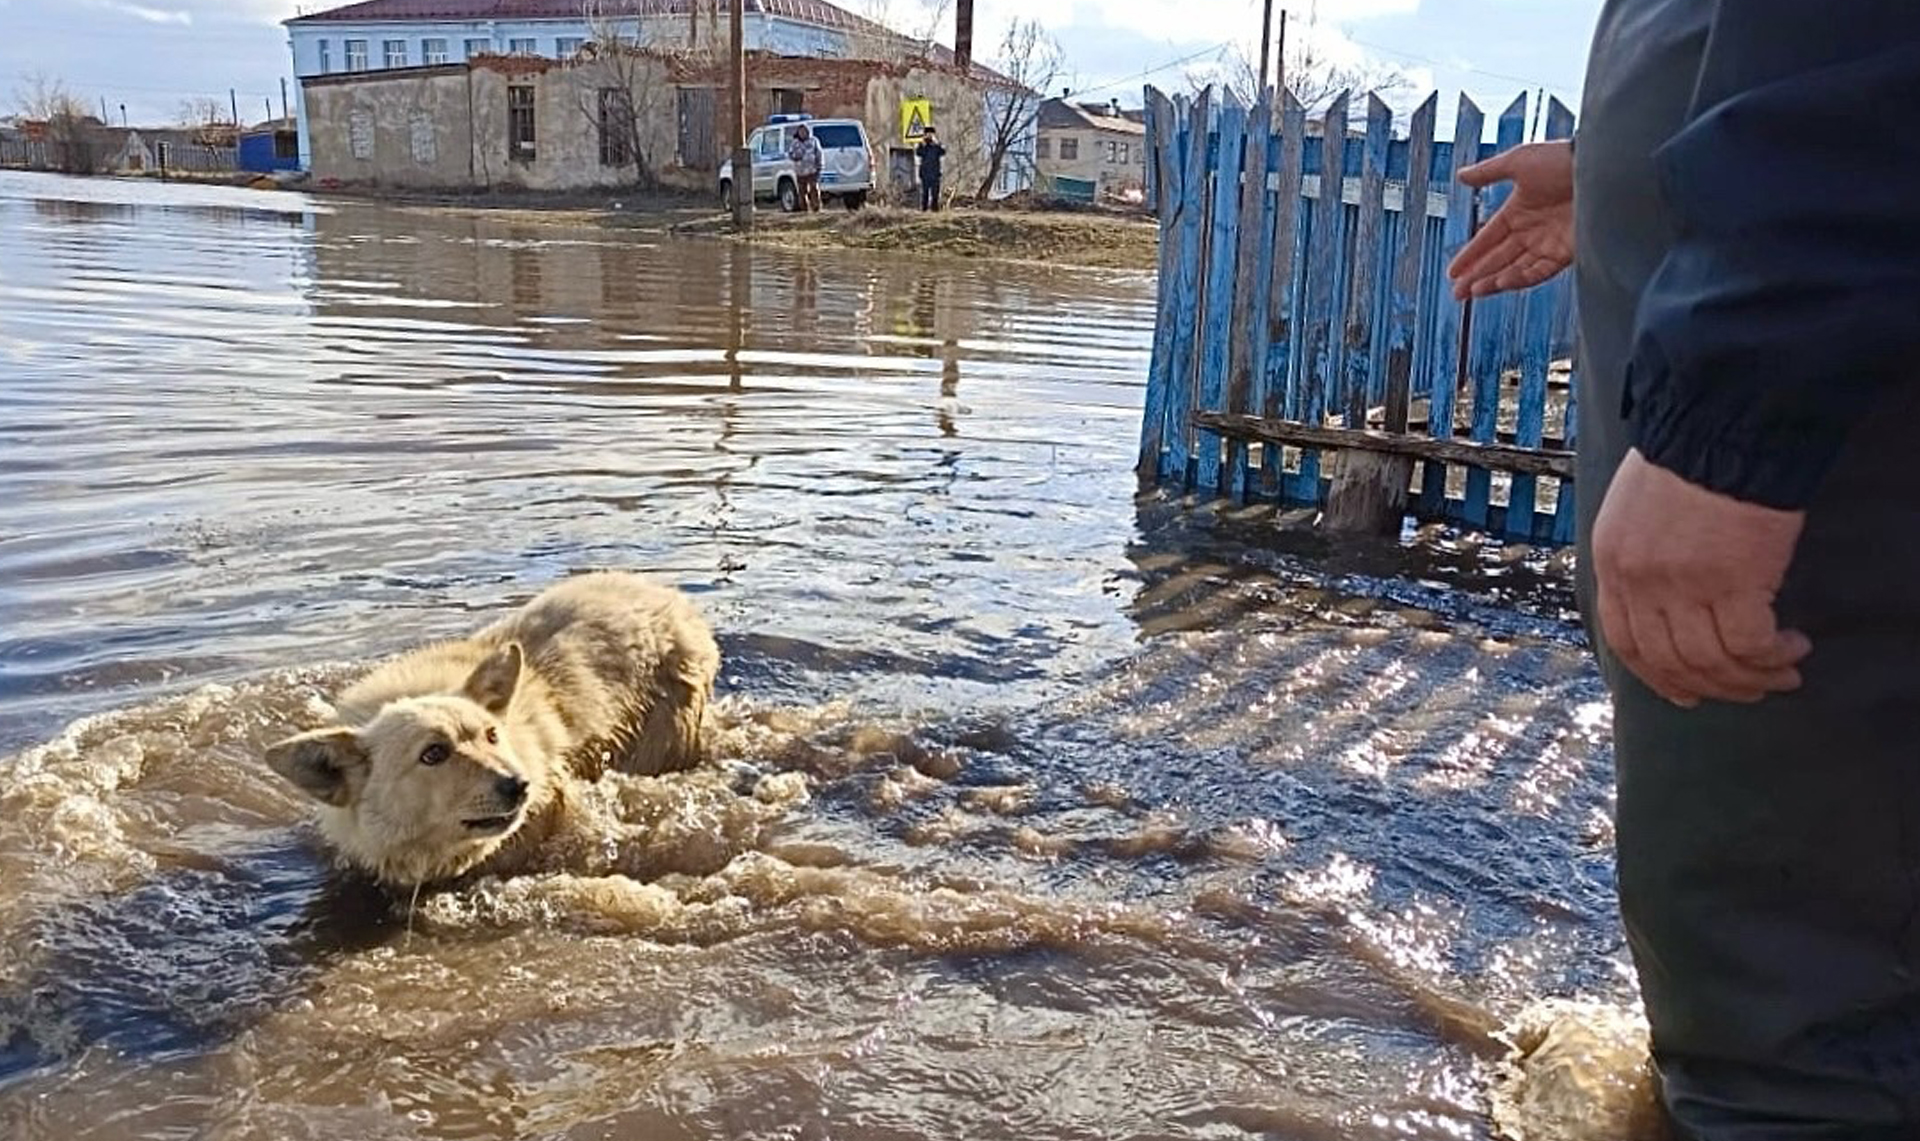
[1623,338,1846,512]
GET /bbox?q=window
[598,87,633,166]
[508,84,536,161]
[811,123,862,149]
[1059,136,1077,160]
[317,39,332,74]
[770,87,804,116]
[676,86,717,169]
[345,38,369,71]
[422,37,449,64]
[383,39,407,68]
[1035,136,1050,159]
[273,130,299,160]
[1118,142,1129,165]
[464,37,490,58]
[507,37,538,55]
[757,127,784,160]
[556,36,586,57]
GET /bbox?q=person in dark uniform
[1449,3,1920,1136]
[916,127,946,212]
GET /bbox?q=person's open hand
[1592,449,1812,707]
[1447,141,1574,300]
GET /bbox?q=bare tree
[974,17,1058,199]
[13,71,97,174]
[575,0,685,188]
[851,0,951,58]
[1190,3,1409,114]
[176,96,236,146]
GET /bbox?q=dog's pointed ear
[264,728,367,807]
[462,642,523,714]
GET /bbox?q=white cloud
[1005,0,1417,46]
[95,0,193,23]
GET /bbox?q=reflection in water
[0,170,1649,1140]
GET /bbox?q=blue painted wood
[1138,88,1182,476]
[1161,89,1212,484]
[1506,96,1578,538]
[1385,94,1437,435]
[1507,271,1555,537]
[1139,84,1579,542]
[1461,92,1529,530]
[1552,363,1580,543]
[1419,94,1483,519]
[1195,93,1248,495]
[1342,94,1392,428]
[1261,91,1309,498]
[1227,91,1275,502]
[1290,93,1350,505]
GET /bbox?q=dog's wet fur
[264,572,719,887]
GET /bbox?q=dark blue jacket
[917,139,946,181]
[1624,2,1920,509]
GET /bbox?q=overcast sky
[0,0,1593,130]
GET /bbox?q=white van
[718,115,874,212]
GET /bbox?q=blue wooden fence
[1139,85,1579,542]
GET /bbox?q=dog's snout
[495,774,528,805]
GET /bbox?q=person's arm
[1625,4,1920,509]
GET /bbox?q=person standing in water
[1449,3,1920,1136]
[916,127,946,212]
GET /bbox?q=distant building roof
[287,0,886,33]
[1038,97,1145,136]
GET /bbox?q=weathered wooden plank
[1462,92,1530,530]
[1342,94,1393,429]
[1195,93,1248,495]
[1419,94,1483,518]
[1506,96,1577,538]
[1137,86,1181,477]
[1385,94,1436,435]
[1161,89,1212,484]
[1325,452,1414,536]
[1544,96,1579,360]
[1552,365,1580,543]
[1292,91,1350,504]
[1194,411,1577,477]
[1261,90,1309,499]
[1227,91,1274,501]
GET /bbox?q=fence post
[1195,93,1249,495]
[1138,87,1182,478]
[1226,90,1274,502]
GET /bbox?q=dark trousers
[920,177,941,211]
[1580,1,1920,1134]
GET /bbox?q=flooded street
[0,170,1651,1140]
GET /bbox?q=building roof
[1038,97,1145,136]
[287,0,886,32]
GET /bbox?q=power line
[1067,38,1239,101]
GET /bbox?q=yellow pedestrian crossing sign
[901,97,933,143]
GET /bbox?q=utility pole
[728,0,752,230]
[100,96,109,122]
[955,0,973,72]
[230,87,240,128]
[1257,0,1274,93]
[1275,9,1288,97]
[119,103,127,127]
[280,77,289,122]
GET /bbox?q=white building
[284,0,899,170]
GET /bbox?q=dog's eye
[485,726,499,745]
[419,742,450,766]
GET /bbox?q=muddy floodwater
[0,170,1657,1140]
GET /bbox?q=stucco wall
[306,67,478,189]
[304,52,1025,198]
